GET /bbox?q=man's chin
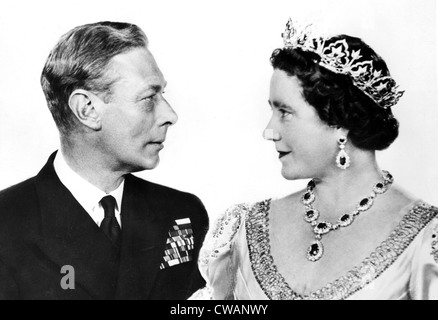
[126,157,160,173]
[144,157,161,171]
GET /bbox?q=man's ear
[68,89,102,131]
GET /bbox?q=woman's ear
[335,126,349,138]
[68,89,102,131]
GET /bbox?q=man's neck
[60,139,125,193]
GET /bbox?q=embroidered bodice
[191,199,438,300]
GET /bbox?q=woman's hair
[41,21,148,135]
[270,35,399,151]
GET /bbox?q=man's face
[96,47,178,173]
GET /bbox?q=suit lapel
[36,152,120,299]
[115,174,171,299]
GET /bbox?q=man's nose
[159,99,178,127]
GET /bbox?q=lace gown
[191,199,438,300]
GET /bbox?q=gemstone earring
[336,136,350,169]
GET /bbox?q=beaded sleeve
[410,214,438,299]
[189,203,246,300]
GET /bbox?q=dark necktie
[100,195,121,249]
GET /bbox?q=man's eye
[142,95,154,101]
[139,95,158,111]
[141,94,159,103]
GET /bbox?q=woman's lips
[278,151,291,158]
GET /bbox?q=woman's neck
[310,151,384,220]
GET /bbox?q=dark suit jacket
[0,152,209,300]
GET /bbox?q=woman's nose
[263,128,281,141]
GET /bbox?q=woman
[192,19,438,300]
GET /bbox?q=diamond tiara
[281,18,404,109]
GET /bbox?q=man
[0,21,208,299]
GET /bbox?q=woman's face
[265,69,338,180]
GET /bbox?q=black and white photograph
[0,0,436,302]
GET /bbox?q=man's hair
[41,21,148,135]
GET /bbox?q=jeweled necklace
[301,170,394,262]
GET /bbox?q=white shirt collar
[53,150,124,227]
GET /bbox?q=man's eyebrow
[135,83,167,97]
[147,83,167,92]
[148,85,162,92]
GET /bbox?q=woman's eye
[279,109,291,118]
